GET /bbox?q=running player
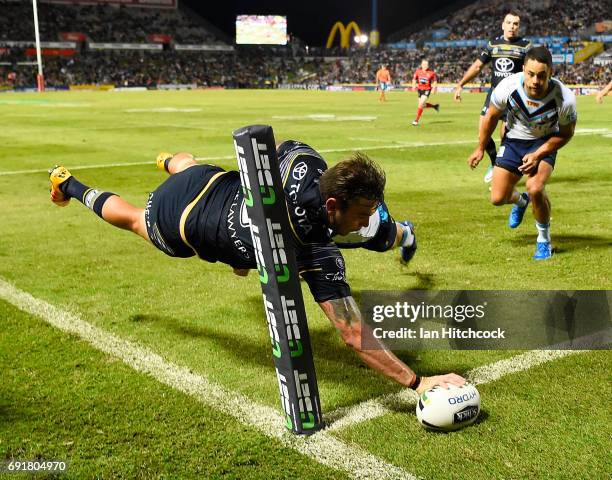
[375,64,391,102]
[467,47,577,260]
[411,59,439,126]
[454,12,531,182]
[48,140,464,393]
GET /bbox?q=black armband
[410,375,421,390]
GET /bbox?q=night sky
[184,0,461,46]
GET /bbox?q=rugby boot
[48,165,72,206]
[508,192,530,228]
[483,165,494,183]
[399,221,417,265]
[533,241,553,260]
[156,152,173,173]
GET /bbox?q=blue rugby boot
[399,221,417,265]
[508,192,530,228]
[533,241,553,260]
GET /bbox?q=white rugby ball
[416,384,480,431]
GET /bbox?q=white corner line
[324,349,586,432]
[0,278,418,480]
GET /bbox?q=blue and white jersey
[490,73,577,140]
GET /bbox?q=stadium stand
[0,0,223,43]
[0,0,609,89]
[394,0,612,42]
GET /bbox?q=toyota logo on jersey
[495,57,515,72]
[292,162,308,180]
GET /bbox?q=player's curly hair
[319,152,386,210]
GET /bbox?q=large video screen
[236,15,287,45]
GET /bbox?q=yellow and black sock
[60,177,115,218]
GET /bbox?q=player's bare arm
[454,58,484,102]
[596,79,612,104]
[519,121,576,175]
[318,296,466,394]
[468,104,503,168]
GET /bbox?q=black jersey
[478,36,531,88]
[154,141,351,303]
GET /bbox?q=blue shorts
[379,81,389,91]
[496,136,556,176]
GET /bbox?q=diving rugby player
[49,140,466,393]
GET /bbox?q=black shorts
[417,89,431,98]
[144,164,226,258]
[481,88,507,120]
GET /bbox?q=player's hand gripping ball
[416,383,480,431]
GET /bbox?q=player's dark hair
[525,46,552,69]
[320,152,385,210]
[505,11,520,19]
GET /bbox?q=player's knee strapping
[60,177,116,218]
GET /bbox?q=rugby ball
[416,384,480,431]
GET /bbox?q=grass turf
[0,89,610,478]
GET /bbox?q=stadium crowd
[0,0,609,89]
[0,0,220,43]
[1,47,606,90]
[398,0,612,42]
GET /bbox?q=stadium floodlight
[354,34,369,45]
[31,0,44,91]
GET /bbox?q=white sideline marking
[0,139,473,176]
[0,278,417,480]
[324,349,585,431]
[0,158,230,176]
[125,107,202,113]
[0,100,92,107]
[574,128,611,135]
[272,113,377,121]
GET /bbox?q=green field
[1,89,610,479]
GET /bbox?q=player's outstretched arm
[454,59,484,102]
[318,296,466,394]
[468,105,503,169]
